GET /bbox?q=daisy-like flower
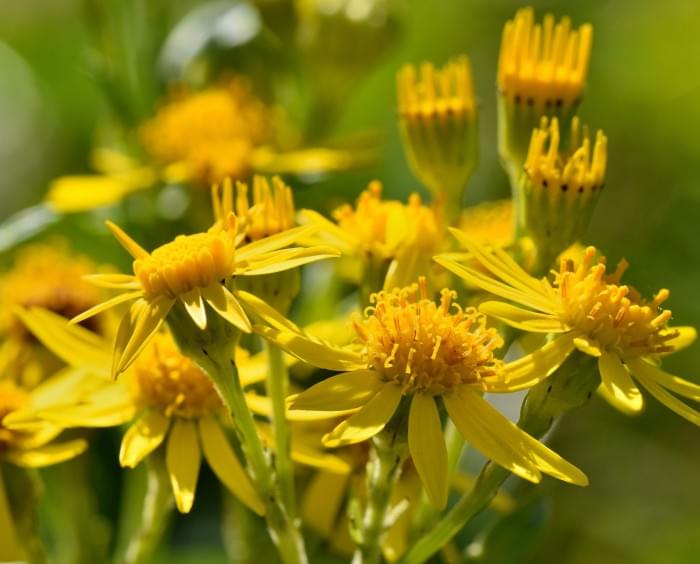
[520,117,607,272]
[300,181,444,291]
[71,179,339,378]
[436,233,700,420]
[397,56,478,222]
[0,241,107,386]
[498,7,593,183]
[253,278,587,510]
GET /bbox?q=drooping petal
[628,357,700,402]
[236,225,320,261]
[83,273,141,289]
[408,394,448,510]
[166,420,201,513]
[323,384,402,448]
[105,220,149,259]
[6,439,88,468]
[443,389,541,483]
[301,471,351,538]
[598,353,643,413]
[198,416,264,516]
[70,291,142,325]
[235,290,300,332]
[119,410,170,468]
[200,284,252,332]
[180,288,207,330]
[289,370,384,412]
[573,336,602,357]
[479,301,566,333]
[487,334,576,392]
[14,307,112,373]
[661,326,697,353]
[631,372,700,426]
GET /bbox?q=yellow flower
[0,241,107,387]
[300,181,444,290]
[253,278,587,511]
[71,181,339,378]
[458,199,514,249]
[436,233,700,420]
[520,117,607,271]
[498,7,593,183]
[397,56,478,221]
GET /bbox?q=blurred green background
[1,0,700,562]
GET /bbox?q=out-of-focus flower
[437,236,700,420]
[458,199,514,249]
[397,56,478,223]
[498,7,593,185]
[255,278,588,510]
[70,179,338,378]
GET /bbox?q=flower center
[557,248,676,356]
[354,279,503,395]
[130,333,222,418]
[133,230,236,299]
[0,381,27,449]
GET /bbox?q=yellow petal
[201,284,252,332]
[166,420,201,513]
[290,370,384,412]
[70,291,142,325]
[298,209,356,254]
[236,225,320,261]
[14,307,111,373]
[631,370,700,426]
[198,416,265,515]
[627,357,700,402]
[301,471,350,538]
[662,326,697,353]
[39,400,136,428]
[573,335,602,357]
[6,439,88,468]
[239,246,340,276]
[323,384,402,448]
[180,288,207,330]
[83,273,141,289]
[444,389,541,483]
[47,175,132,213]
[119,410,170,468]
[598,353,643,413]
[115,297,173,377]
[479,301,566,333]
[235,290,300,333]
[408,394,448,510]
[105,220,150,259]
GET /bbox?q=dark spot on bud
[555,98,564,108]
[561,184,568,192]
[547,385,553,393]
[527,97,534,107]
[578,186,584,194]
[514,94,522,104]
[542,179,548,188]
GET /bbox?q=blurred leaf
[0,204,58,254]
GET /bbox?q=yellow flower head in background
[258,278,587,510]
[458,199,515,249]
[397,56,478,220]
[72,179,338,378]
[437,234,700,421]
[140,79,272,185]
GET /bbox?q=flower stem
[399,352,599,563]
[265,341,297,517]
[0,465,22,562]
[118,454,173,564]
[353,416,409,564]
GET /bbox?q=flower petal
[488,334,576,392]
[180,288,207,330]
[301,471,350,538]
[661,326,697,353]
[235,290,300,332]
[479,301,566,333]
[408,394,448,510]
[239,246,340,276]
[322,384,402,448]
[6,439,88,468]
[290,370,384,412]
[166,420,201,513]
[198,416,264,516]
[628,357,700,402]
[235,225,319,261]
[201,284,252,332]
[573,336,602,357]
[105,220,149,259]
[47,175,133,213]
[70,291,142,325]
[119,410,170,468]
[598,353,644,413]
[83,273,141,289]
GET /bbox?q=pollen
[525,117,607,197]
[129,333,222,419]
[213,176,295,241]
[556,248,678,356]
[0,241,103,338]
[0,381,28,448]
[397,56,475,121]
[354,279,503,395]
[133,230,236,299]
[498,7,593,110]
[140,79,272,184]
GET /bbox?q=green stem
[0,465,22,562]
[265,341,297,518]
[3,464,46,564]
[353,424,409,564]
[117,455,173,564]
[399,352,599,563]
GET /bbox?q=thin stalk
[265,341,297,517]
[0,465,22,562]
